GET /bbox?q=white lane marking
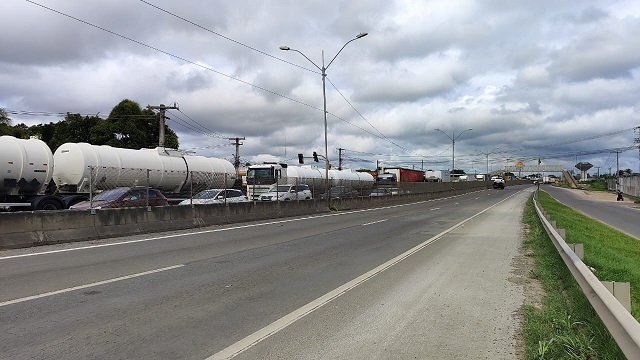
[0,188,492,261]
[0,264,184,307]
[207,190,523,360]
[362,219,388,226]
[0,199,443,260]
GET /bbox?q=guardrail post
[568,243,584,260]
[601,281,631,312]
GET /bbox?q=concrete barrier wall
[0,180,528,249]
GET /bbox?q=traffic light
[312,151,319,162]
[298,153,304,164]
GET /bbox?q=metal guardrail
[533,197,640,359]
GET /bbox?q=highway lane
[542,185,640,239]
[0,186,529,359]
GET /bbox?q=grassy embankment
[522,190,639,359]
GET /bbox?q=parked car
[387,187,404,195]
[321,186,360,199]
[369,188,391,197]
[259,184,313,201]
[178,189,248,205]
[69,187,168,210]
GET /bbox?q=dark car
[321,186,360,199]
[69,187,169,210]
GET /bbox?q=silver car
[179,189,248,205]
[259,184,313,201]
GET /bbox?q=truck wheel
[34,197,63,210]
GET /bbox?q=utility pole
[147,103,178,147]
[228,137,245,175]
[635,126,640,174]
[337,148,344,170]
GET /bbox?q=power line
[137,0,318,74]
[24,0,321,118]
[24,1,428,159]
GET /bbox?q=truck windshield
[247,168,275,185]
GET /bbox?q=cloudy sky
[2,0,639,176]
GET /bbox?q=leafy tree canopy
[0,100,179,150]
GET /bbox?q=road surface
[542,185,640,239]
[1,185,533,359]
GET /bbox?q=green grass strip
[538,190,640,318]
[522,192,627,359]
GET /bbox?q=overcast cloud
[1,0,639,175]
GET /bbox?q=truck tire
[32,197,64,210]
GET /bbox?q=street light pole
[280,32,367,209]
[476,147,500,176]
[434,128,473,175]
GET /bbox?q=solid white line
[207,190,523,360]
[0,264,184,307]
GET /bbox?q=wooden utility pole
[228,137,245,175]
[338,148,344,170]
[147,103,178,147]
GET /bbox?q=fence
[74,166,236,210]
[607,175,640,198]
[72,167,528,210]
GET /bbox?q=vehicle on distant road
[259,184,313,201]
[492,177,505,189]
[179,189,248,205]
[70,187,169,210]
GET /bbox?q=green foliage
[522,195,626,359]
[584,179,608,191]
[537,191,640,318]
[0,99,180,150]
[0,108,10,125]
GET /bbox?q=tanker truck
[246,163,374,200]
[0,135,237,211]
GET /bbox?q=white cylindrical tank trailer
[0,135,54,196]
[282,165,374,189]
[53,143,237,194]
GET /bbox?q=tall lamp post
[476,147,500,176]
[434,128,473,176]
[280,32,368,208]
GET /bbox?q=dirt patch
[512,224,546,360]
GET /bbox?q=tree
[91,99,179,149]
[619,169,632,177]
[49,113,103,149]
[0,100,180,150]
[0,108,10,125]
[0,108,13,136]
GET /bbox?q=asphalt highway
[0,185,533,359]
[542,185,640,239]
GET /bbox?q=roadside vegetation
[580,179,640,203]
[521,190,640,359]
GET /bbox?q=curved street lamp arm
[434,128,453,141]
[454,128,473,141]
[326,38,356,70]
[282,48,322,72]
